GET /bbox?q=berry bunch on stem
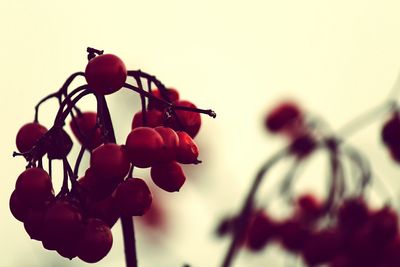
[10,47,216,266]
[217,89,400,267]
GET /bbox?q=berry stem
[96,93,138,267]
[133,76,147,126]
[221,148,288,267]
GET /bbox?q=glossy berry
[15,168,53,207]
[265,101,303,134]
[148,88,180,111]
[114,178,152,216]
[9,190,30,222]
[131,110,163,129]
[16,122,47,153]
[70,111,102,150]
[85,54,127,95]
[151,161,186,192]
[176,131,199,164]
[42,200,83,256]
[125,127,164,168]
[166,100,201,138]
[90,143,130,183]
[154,126,179,162]
[77,219,113,263]
[246,211,277,251]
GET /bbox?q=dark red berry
[368,206,398,245]
[9,190,30,222]
[114,178,152,217]
[131,110,163,129]
[151,161,186,192]
[176,131,199,164]
[295,193,322,222]
[265,101,303,134]
[277,219,310,252]
[16,122,47,153]
[45,127,73,159]
[246,211,277,251]
[70,111,103,150]
[90,144,131,183]
[148,88,180,111]
[338,198,369,235]
[289,134,316,158]
[125,127,164,168]
[382,113,400,146]
[24,207,47,240]
[86,195,120,228]
[77,218,113,263]
[15,168,53,207]
[85,54,127,95]
[154,126,179,162]
[166,100,201,138]
[78,168,119,201]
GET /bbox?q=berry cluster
[218,99,400,267]
[10,48,215,264]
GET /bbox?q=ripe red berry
[151,161,186,192]
[70,111,103,150]
[125,127,164,168]
[77,218,113,263]
[148,88,180,110]
[78,167,120,201]
[246,211,277,251]
[154,126,179,162]
[382,113,400,146]
[90,143,130,183]
[176,131,199,164]
[24,207,47,240]
[85,54,127,95]
[42,200,83,257]
[9,190,30,222]
[289,134,316,158]
[295,193,322,221]
[15,168,53,207]
[166,100,201,138]
[86,195,120,228]
[338,198,369,234]
[368,206,398,245]
[114,178,152,216]
[277,219,310,252]
[131,110,163,129]
[16,122,47,153]
[265,101,303,134]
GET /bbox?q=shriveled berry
[166,100,201,138]
[15,168,53,207]
[148,88,180,110]
[45,127,73,159]
[77,218,113,263]
[151,161,186,192]
[114,178,152,216]
[125,127,164,168]
[85,54,127,95]
[9,190,30,222]
[16,122,47,153]
[90,144,130,183]
[131,110,163,129]
[176,131,199,164]
[265,101,303,134]
[70,111,102,150]
[246,211,277,251]
[154,126,179,162]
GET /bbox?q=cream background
[1,1,400,266]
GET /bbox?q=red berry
[85,54,127,95]
[9,190,30,222]
[382,113,400,146]
[86,195,120,228]
[70,111,102,150]
[302,229,343,265]
[265,101,303,134]
[277,219,310,252]
[125,127,164,168]
[151,161,186,192]
[289,134,316,158]
[166,100,201,138]
[77,218,113,263]
[42,200,83,256]
[45,127,73,159]
[154,126,179,162]
[246,211,277,251]
[131,110,163,129]
[114,178,152,216]
[368,206,398,245]
[24,207,46,240]
[15,168,53,207]
[78,168,120,201]
[338,198,369,235]
[16,122,47,153]
[90,144,130,183]
[148,88,180,110]
[295,193,322,222]
[176,131,199,164]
